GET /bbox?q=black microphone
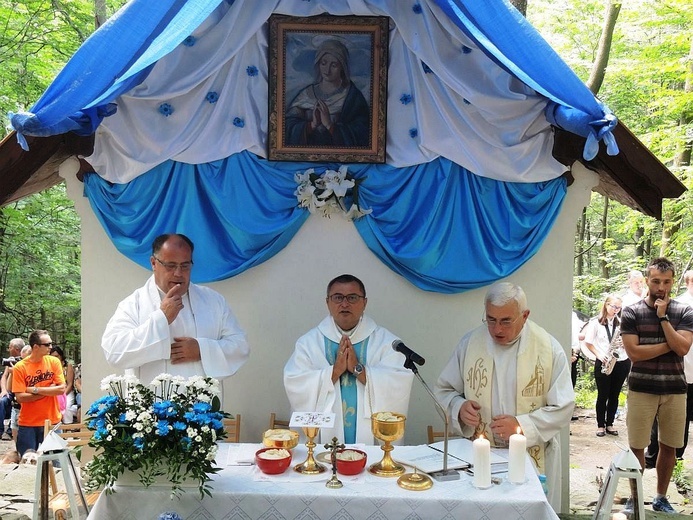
[392,340,426,366]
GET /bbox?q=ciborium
[294,426,327,474]
[369,411,406,477]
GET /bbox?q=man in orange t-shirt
[12,330,66,456]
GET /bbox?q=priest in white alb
[434,282,574,512]
[101,233,250,388]
[284,274,414,444]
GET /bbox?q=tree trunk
[576,208,587,276]
[674,36,693,168]
[94,0,108,28]
[600,196,609,279]
[635,226,644,259]
[509,0,527,17]
[586,1,621,95]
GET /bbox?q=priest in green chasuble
[284,274,414,444]
[434,282,574,512]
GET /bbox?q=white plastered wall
[64,162,597,512]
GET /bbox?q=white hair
[484,282,528,312]
[628,270,644,280]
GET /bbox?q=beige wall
[64,163,597,511]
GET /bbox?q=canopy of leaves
[530,0,693,317]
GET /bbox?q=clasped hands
[311,100,333,131]
[459,399,520,440]
[331,335,360,383]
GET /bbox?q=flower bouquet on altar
[83,373,228,498]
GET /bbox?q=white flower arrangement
[294,165,372,220]
[84,373,227,498]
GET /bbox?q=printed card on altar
[290,412,335,428]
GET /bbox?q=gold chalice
[294,426,327,474]
[369,411,406,477]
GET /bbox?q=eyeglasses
[39,342,54,347]
[154,257,193,272]
[482,315,522,328]
[608,304,622,311]
[328,293,366,304]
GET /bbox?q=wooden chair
[222,414,241,443]
[426,425,461,444]
[58,422,92,448]
[268,412,290,430]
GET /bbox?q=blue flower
[159,103,174,117]
[400,93,412,105]
[159,513,183,520]
[206,91,219,104]
[462,45,472,54]
[183,36,196,47]
[232,117,245,128]
[133,437,145,450]
[87,395,118,417]
[156,420,171,436]
[193,402,212,413]
[246,65,258,77]
[412,3,422,14]
[421,61,432,74]
[409,128,418,138]
[172,421,186,431]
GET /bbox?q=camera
[1,356,21,367]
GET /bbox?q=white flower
[323,166,355,198]
[151,373,173,385]
[344,204,373,221]
[294,165,369,220]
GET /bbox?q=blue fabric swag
[83,151,567,293]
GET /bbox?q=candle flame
[516,427,522,435]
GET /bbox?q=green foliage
[0,0,127,138]
[673,458,691,495]
[0,185,81,361]
[531,0,693,304]
[573,369,597,409]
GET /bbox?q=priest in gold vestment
[434,282,574,512]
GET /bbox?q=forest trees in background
[529,0,693,317]
[0,0,690,345]
[0,0,125,361]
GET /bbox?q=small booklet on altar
[394,444,470,474]
[428,438,508,474]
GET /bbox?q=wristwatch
[32,387,38,394]
[353,363,364,376]
[659,315,670,322]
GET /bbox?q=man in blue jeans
[0,338,25,440]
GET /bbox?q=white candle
[508,428,527,484]
[473,435,491,488]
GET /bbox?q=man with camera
[0,338,25,440]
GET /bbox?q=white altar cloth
[87,443,558,520]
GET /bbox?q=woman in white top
[583,295,630,437]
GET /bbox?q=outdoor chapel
[1,0,685,516]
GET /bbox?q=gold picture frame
[268,14,388,163]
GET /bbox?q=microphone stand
[403,357,460,481]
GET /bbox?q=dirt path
[568,406,693,517]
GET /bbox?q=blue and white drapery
[11,0,607,293]
[83,152,566,293]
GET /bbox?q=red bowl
[255,447,292,475]
[335,449,367,475]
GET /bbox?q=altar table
[87,443,558,520]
